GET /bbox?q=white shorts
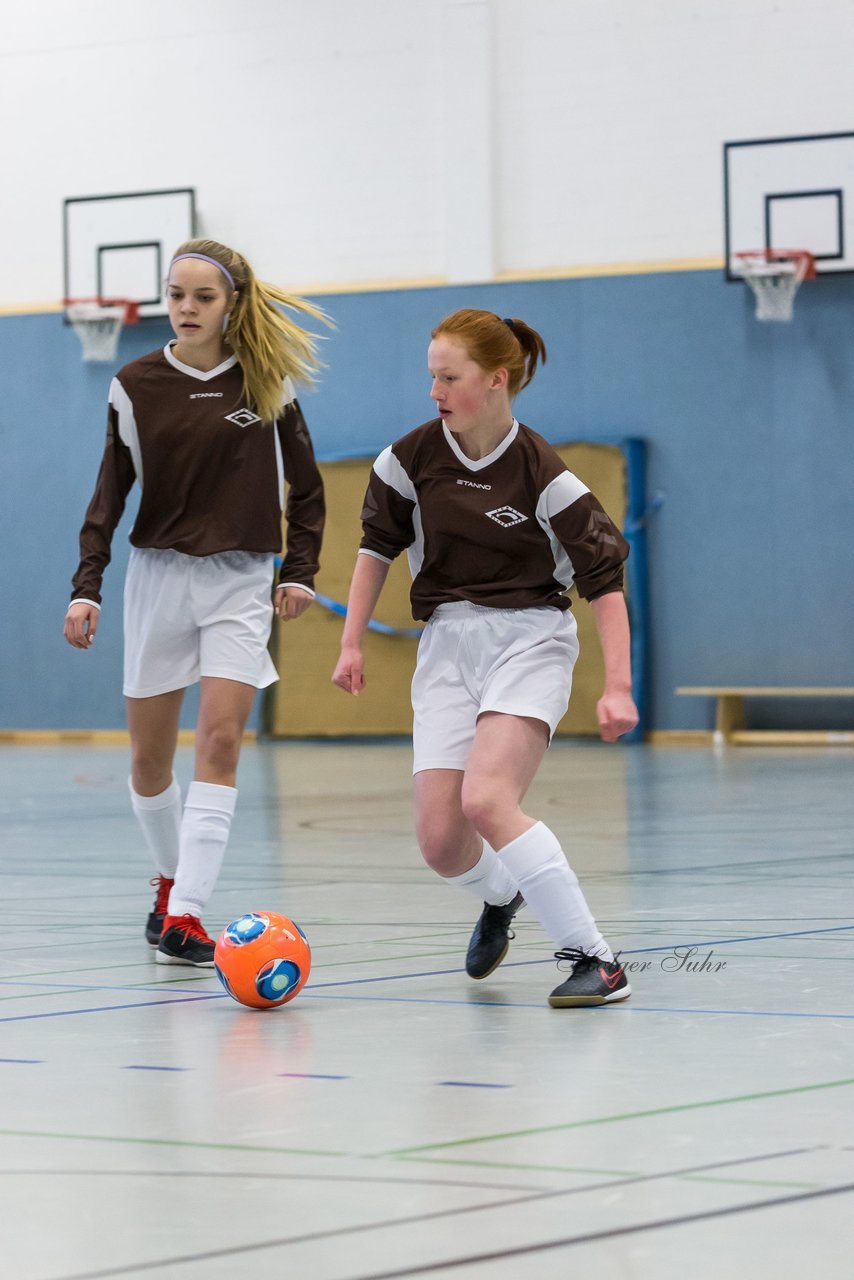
[411,602,579,774]
[123,548,279,699]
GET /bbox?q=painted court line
[0,995,224,1023]
[38,1146,838,1280]
[341,1182,854,1279]
[278,1072,350,1080]
[0,1127,351,1159]
[381,1075,854,1155]
[2,921,852,1026]
[393,1144,818,1188]
[123,1065,192,1073]
[303,993,854,1021]
[438,1082,513,1090]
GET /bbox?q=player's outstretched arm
[589,591,639,742]
[331,554,391,696]
[64,602,100,650]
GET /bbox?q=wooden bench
[675,687,854,745]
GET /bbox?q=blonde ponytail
[171,239,332,423]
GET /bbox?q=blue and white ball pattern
[214,964,235,997]
[255,958,302,1003]
[224,913,269,946]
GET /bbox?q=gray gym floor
[2,740,853,1279]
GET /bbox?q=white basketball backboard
[63,188,196,317]
[724,132,854,280]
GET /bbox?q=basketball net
[734,250,816,322]
[65,299,139,362]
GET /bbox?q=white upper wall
[494,0,853,272]
[1,0,852,307]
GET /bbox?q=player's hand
[332,646,365,696]
[64,602,99,650]
[275,585,314,621]
[597,688,639,742]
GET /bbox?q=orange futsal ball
[214,912,311,1009]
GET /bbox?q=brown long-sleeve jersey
[359,418,628,621]
[70,344,325,604]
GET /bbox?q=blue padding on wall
[619,438,652,742]
[5,266,854,731]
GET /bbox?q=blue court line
[3,983,848,1022]
[302,994,854,1020]
[124,1065,192,1072]
[307,923,854,990]
[0,979,213,994]
[278,1072,350,1080]
[0,1057,44,1064]
[0,995,223,1024]
[2,922,853,1024]
[2,923,852,998]
[439,1081,512,1089]
[625,924,854,952]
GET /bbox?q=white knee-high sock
[129,776,181,878]
[168,781,237,918]
[497,822,612,960]
[445,841,519,906]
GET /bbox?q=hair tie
[502,317,517,333]
[171,252,236,290]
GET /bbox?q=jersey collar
[442,419,519,472]
[163,341,238,381]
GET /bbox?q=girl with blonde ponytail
[172,238,330,423]
[334,307,639,1009]
[64,238,328,966]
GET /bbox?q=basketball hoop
[733,249,816,322]
[64,297,140,362]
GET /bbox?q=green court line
[397,1155,638,1177]
[0,1129,819,1196]
[0,988,108,1006]
[0,1127,351,1159]
[394,1155,822,1192]
[380,1075,854,1155]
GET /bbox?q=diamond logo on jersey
[485,505,528,527]
[224,408,262,428]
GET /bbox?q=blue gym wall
[2,267,853,733]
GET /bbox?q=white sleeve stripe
[540,470,589,519]
[109,376,143,487]
[358,548,394,565]
[373,445,417,503]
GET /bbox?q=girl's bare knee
[196,723,242,775]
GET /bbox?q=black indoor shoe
[548,948,631,1008]
[156,914,215,967]
[145,875,174,947]
[465,892,524,979]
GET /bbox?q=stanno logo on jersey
[224,408,262,428]
[457,478,492,491]
[189,392,224,399]
[485,506,527,527]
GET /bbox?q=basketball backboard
[723,131,854,281]
[63,188,196,318]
